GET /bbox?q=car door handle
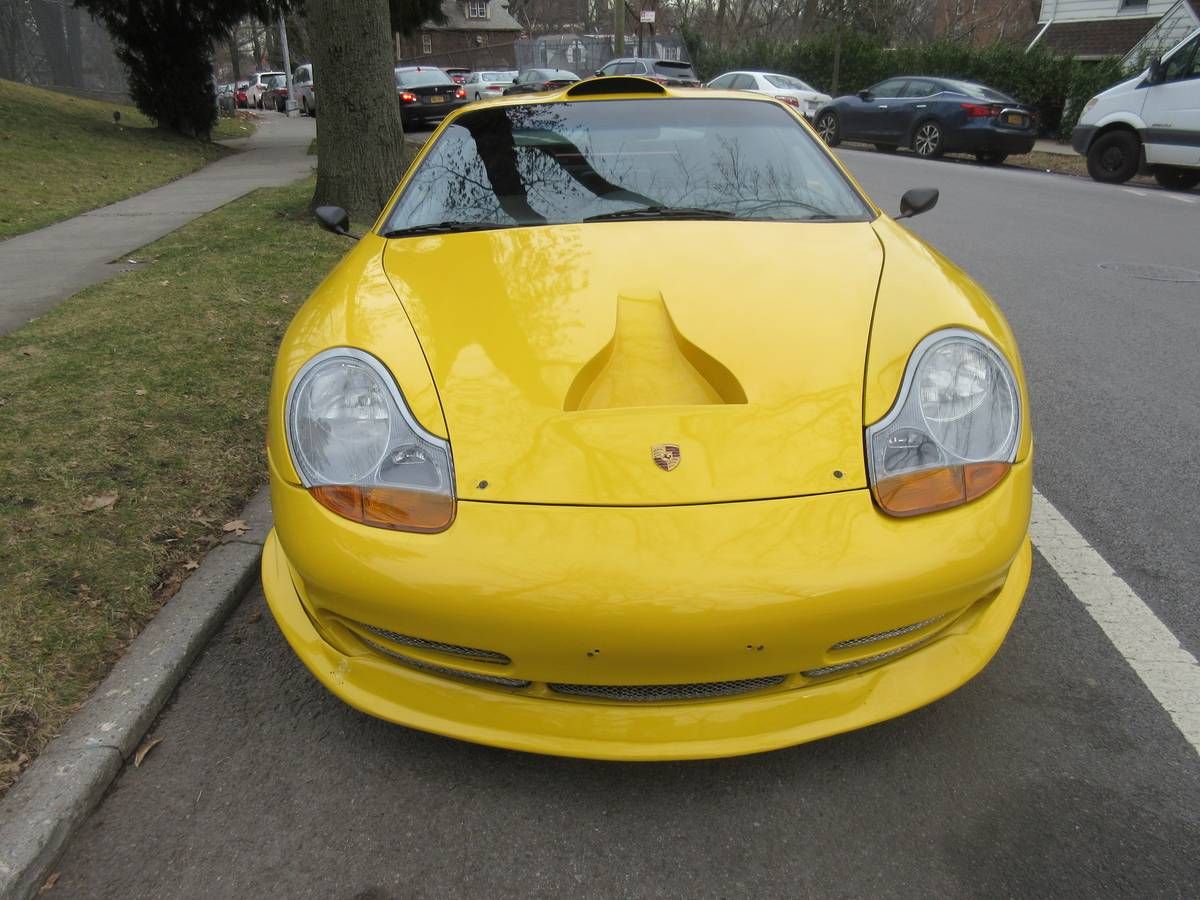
[916,104,927,108]
[877,105,889,110]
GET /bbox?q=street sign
[640,10,656,23]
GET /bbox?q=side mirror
[314,205,358,239]
[896,188,939,220]
[857,89,871,101]
[594,70,603,77]
[1147,56,1165,84]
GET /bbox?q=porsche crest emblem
[651,444,681,472]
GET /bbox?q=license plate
[429,95,445,104]
[1005,113,1025,126]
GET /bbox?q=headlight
[286,348,455,532]
[1082,97,1098,115]
[866,329,1019,517]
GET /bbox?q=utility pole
[278,6,296,116]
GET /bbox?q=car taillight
[775,95,801,107]
[400,92,416,103]
[961,103,1000,118]
[455,87,465,99]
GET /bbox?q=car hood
[382,221,883,505]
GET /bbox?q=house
[1028,1,1200,62]
[395,0,525,69]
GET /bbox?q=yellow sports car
[263,77,1032,760]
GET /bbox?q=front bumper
[263,457,1032,760]
[1071,125,1096,155]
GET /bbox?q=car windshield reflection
[384,99,872,234]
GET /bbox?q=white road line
[1164,194,1196,203]
[1123,189,1149,197]
[1030,489,1200,755]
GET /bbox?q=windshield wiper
[381,220,509,238]
[583,206,736,222]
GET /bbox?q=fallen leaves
[38,872,59,893]
[183,559,199,571]
[222,519,248,536]
[80,492,118,513]
[133,736,163,767]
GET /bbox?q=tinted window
[871,79,908,96]
[385,99,872,232]
[730,74,757,90]
[396,68,454,87]
[613,62,637,75]
[653,61,695,78]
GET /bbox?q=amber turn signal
[309,485,455,533]
[874,461,1010,517]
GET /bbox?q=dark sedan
[503,69,580,95]
[814,77,1036,164]
[395,66,467,129]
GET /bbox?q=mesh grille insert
[829,614,946,651]
[361,638,530,689]
[357,622,510,665]
[801,636,934,680]
[548,676,785,703]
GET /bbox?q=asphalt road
[50,150,1200,898]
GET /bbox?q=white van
[1072,27,1199,190]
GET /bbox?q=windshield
[396,68,453,87]
[944,80,1013,102]
[765,74,814,91]
[264,74,286,88]
[384,99,871,233]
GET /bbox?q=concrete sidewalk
[0,114,315,338]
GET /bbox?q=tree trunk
[28,0,72,86]
[64,4,83,87]
[309,0,407,224]
[227,36,242,82]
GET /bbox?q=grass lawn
[0,176,346,795]
[0,80,256,240]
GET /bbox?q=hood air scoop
[564,293,747,411]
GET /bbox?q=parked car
[444,67,472,85]
[247,71,286,109]
[464,70,518,101]
[1072,26,1200,189]
[706,70,831,119]
[594,57,701,86]
[395,66,467,129]
[273,80,1033,761]
[235,82,249,108]
[262,73,290,111]
[294,63,316,116]
[503,69,580,95]
[815,77,1037,163]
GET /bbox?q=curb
[0,488,272,900]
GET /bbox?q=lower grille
[361,638,530,689]
[801,636,934,680]
[356,622,510,665]
[548,676,785,703]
